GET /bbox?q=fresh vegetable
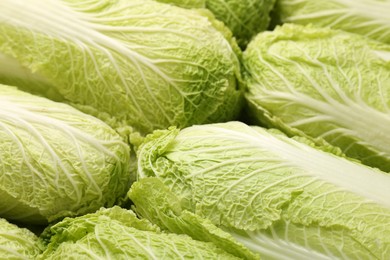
[0,0,242,135]
[0,1,389,258]
[156,0,205,8]
[0,218,42,259]
[205,0,276,48]
[136,121,390,259]
[276,0,390,44]
[39,206,245,259]
[0,84,130,225]
[156,0,276,48]
[243,23,390,172]
[129,178,260,260]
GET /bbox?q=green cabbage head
[243,23,390,172]
[276,0,390,44]
[0,0,242,135]
[38,206,245,259]
[0,85,130,225]
[0,218,42,259]
[156,0,206,8]
[205,0,276,48]
[155,0,276,48]
[136,121,390,259]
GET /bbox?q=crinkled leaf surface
[129,177,260,260]
[137,121,390,259]
[0,0,242,135]
[161,0,276,48]
[39,206,241,259]
[0,218,42,259]
[243,24,390,172]
[276,0,390,44]
[0,85,130,224]
[205,0,276,48]
[156,0,206,8]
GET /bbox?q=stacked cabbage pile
[0,0,389,259]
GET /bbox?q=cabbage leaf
[129,177,260,260]
[0,218,42,259]
[276,0,390,44]
[137,121,390,259]
[0,85,130,224]
[156,0,276,48]
[243,24,390,172]
[156,0,206,8]
[39,206,243,259]
[205,0,276,48]
[0,0,242,135]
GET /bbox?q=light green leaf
[0,84,130,224]
[155,0,206,8]
[39,206,242,259]
[128,177,260,260]
[0,218,42,260]
[137,121,390,259]
[156,0,276,48]
[205,0,276,48]
[0,0,242,135]
[243,23,390,172]
[276,0,390,44]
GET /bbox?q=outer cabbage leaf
[39,206,242,259]
[155,0,206,8]
[137,121,390,259]
[157,0,276,48]
[128,177,260,260]
[243,24,390,172]
[205,0,276,48]
[0,218,42,259]
[276,0,390,44]
[0,85,130,224]
[0,0,242,135]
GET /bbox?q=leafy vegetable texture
[0,0,242,135]
[276,0,390,44]
[39,206,244,259]
[156,0,276,49]
[0,218,42,259]
[156,0,206,8]
[136,121,390,259]
[0,84,130,225]
[205,0,276,48]
[129,178,260,260]
[243,24,390,172]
